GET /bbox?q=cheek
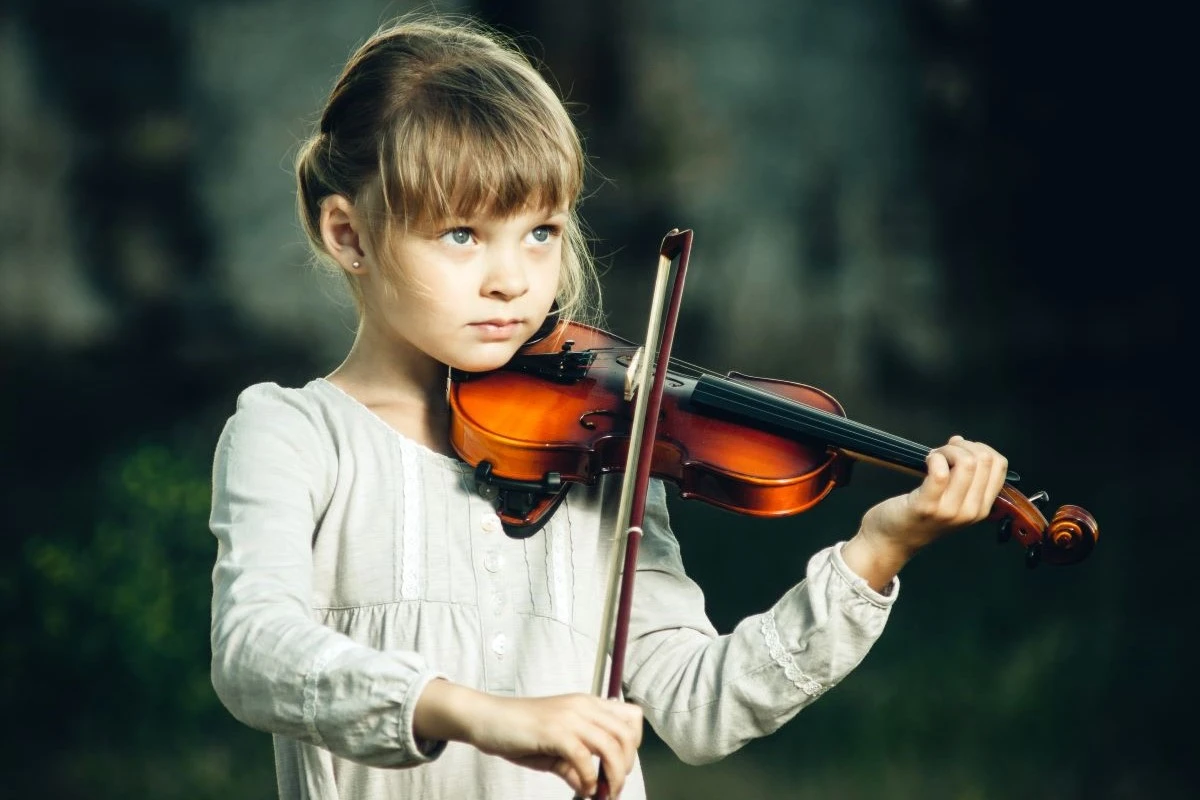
[400,270,458,312]
[541,253,565,293]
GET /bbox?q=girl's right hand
[415,680,644,798]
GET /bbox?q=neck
[326,323,454,455]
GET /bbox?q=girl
[208,14,1009,800]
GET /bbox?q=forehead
[407,150,575,223]
[379,89,581,227]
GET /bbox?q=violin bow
[583,229,694,800]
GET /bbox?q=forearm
[625,543,896,765]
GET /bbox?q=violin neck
[691,374,933,474]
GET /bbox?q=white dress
[208,378,898,799]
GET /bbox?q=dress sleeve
[208,385,445,768]
[621,480,898,765]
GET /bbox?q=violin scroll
[991,486,1098,567]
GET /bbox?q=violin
[449,320,1098,568]
[450,228,1096,800]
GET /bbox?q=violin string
[705,379,931,462]
[601,346,709,379]
[710,392,930,469]
[696,377,933,469]
[597,345,1015,481]
[599,346,929,465]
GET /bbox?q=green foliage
[6,411,277,796]
[15,432,219,731]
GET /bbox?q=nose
[481,243,529,299]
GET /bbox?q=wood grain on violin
[449,319,1098,568]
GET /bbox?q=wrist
[841,527,917,592]
[413,679,483,744]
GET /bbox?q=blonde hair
[295,14,600,325]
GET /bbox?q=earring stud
[352,261,361,269]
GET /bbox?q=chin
[447,345,522,375]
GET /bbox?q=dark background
[1,1,1190,797]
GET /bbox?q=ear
[319,195,368,275]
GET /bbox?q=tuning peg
[997,518,1012,544]
[1028,490,1049,507]
[1025,543,1042,569]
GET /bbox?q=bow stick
[583,228,693,800]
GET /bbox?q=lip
[469,319,523,341]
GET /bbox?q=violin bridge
[624,347,643,401]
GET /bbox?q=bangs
[375,73,583,227]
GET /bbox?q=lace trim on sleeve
[302,640,354,747]
[760,610,824,698]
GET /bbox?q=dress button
[483,551,504,572]
[481,515,500,533]
[491,633,508,657]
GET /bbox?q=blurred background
[0,0,1190,797]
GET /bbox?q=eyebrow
[424,205,568,231]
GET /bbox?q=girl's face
[360,205,565,375]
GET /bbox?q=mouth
[469,319,523,340]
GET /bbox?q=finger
[931,438,979,520]
[916,448,952,510]
[576,725,628,799]
[917,440,961,511]
[957,440,997,521]
[594,732,629,799]
[982,445,1009,514]
[601,699,643,747]
[558,741,598,798]
[621,701,644,749]
[950,439,1007,521]
[550,757,587,797]
[592,701,642,776]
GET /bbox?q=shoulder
[211,381,344,515]
[210,380,347,503]
[223,379,326,431]
[231,379,326,417]
[216,379,339,464]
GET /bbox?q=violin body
[450,319,1098,567]
[452,322,852,518]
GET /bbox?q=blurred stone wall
[0,16,111,346]
[1,0,957,393]
[619,0,947,388]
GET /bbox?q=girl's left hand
[842,435,1008,590]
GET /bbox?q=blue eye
[528,225,557,244]
[442,228,473,245]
